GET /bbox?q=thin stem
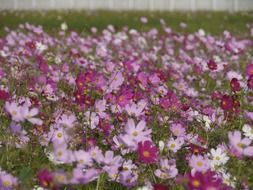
[96,174,101,190]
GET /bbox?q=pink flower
[189,155,210,173]
[120,119,151,150]
[154,158,178,179]
[125,99,147,117]
[21,106,43,125]
[71,168,100,184]
[228,131,253,157]
[5,102,24,122]
[138,140,158,164]
[245,63,253,77]
[107,71,124,92]
[116,88,133,107]
[57,113,77,128]
[74,150,92,167]
[170,122,186,137]
[0,171,18,189]
[167,137,184,153]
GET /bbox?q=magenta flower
[138,140,158,164]
[207,59,217,70]
[220,95,233,111]
[116,88,133,107]
[37,169,53,188]
[245,63,253,77]
[187,170,231,190]
[230,78,241,92]
[247,76,253,89]
[0,90,10,101]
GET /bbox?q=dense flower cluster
[0,20,253,190]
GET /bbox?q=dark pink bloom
[220,95,233,111]
[153,184,169,190]
[245,63,253,77]
[187,170,231,190]
[37,169,53,188]
[138,140,158,164]
[160,92,181,111]
[230,78,241,92]
[0,90,10,101]
[247,76,253,89]
[207,59,217,70]
[117,90,133,107]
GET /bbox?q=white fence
[0,0,253,11]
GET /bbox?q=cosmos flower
[228,130,253,157]
[170,122,186,137]
[230,78,241,92]
[154,158,178,179]
[137,140,158,164]
[186,170,231,190]
[245,63,253,77]
[37,169,53,188]
[167,137,184,153]
[242,124,253,140]
[189,155,210,173]
[21,106,43,125]
[5,102,24,122]
[209,148,229,167]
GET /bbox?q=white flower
[158,140,165,152]
[203,115,212,130]
[242,124,253,140]
[61,22,68,31]
[137,186,153,190]
[85,111,99,129]
[55,56,62,64]
[32,185,48,190]
[44,149,63,165]
[198,29,205,36]
[209,148,229,167]
[35,42,47,53]
[0,50,7,57]
[221,171,236,188]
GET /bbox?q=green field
[0,11,252,35]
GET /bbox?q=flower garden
[0,11,253,190]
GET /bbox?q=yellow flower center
[57,151,63,157]
[170,143,176,149]
[237,143,244,148]
[196,161,203,167]
[3,180,11,187]
[57,133,63,138]
[192,180,200,187]
[132,131,138,137]
[11,111,17,116]
[143,151,150,158]
[57,175,65,183]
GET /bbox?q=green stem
[96,174,101,190]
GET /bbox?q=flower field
[0,11,253,190]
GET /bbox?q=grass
[0,11,253,36]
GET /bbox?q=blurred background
[0,0,252,37]
[1,0,253,11]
